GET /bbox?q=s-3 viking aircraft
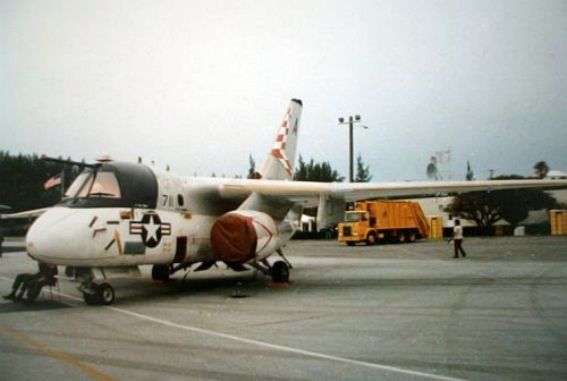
[14,99,567,305]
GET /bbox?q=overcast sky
[1,0,566,181]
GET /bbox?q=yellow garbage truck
[338,201,430,246]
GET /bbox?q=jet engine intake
[210,211,279,264]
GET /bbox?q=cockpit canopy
[59,162,158,209]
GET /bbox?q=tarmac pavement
[0,236,566,381]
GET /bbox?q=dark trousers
[453,239,466,258]
[12,273,40,296]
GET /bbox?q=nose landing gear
[80,281,115,305]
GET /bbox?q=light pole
[338,115,368,182]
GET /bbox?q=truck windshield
[344,212,362,222]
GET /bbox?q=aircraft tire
[97,283,115,305]
[83,292,98,305]
[271,261,290,283]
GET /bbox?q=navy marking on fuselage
[129,212,171,248]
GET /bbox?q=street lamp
[338,115,368,182]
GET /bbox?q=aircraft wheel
[366,233,377,246]
[83,292,98,305]
[271,261,290,283]
[152,265,170,282]
[97,283,115,305]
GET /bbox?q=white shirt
[453,225,463,240]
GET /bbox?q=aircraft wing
[218,178,567,206]
[0,207,49,220]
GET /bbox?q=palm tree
[533,161,549,179]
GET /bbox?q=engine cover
[210,211,279,264]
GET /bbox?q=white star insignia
[144,216,160,243]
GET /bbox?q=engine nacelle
[210,210,281,264]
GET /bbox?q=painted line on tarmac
[47,289,466,381]
[0,276,119,381]
[0,323,118,381]
[1,277,466,381]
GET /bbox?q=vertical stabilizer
[259,99,303,180]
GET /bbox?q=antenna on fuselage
[96,154,113,163]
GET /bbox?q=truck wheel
[346,242,355,247]
[366,233,377,246]
[398,233,406,244]
[408,232,417,243]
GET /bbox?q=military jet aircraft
[15,99,567,305]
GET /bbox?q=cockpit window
[88,172,121,198]
[64,171,120,199]
[60,162,158,209]
[64,171,93,198]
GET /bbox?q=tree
[445,191,502,231]
[446,174,559,231]
[466,161,474,181]
[247,155,256,179]
[0,151,79,212]
[533,161,549,179]
[355,154,372,182]
[293,155,344,182]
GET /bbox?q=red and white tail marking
[270,107,294,178]
[259,99,302,181]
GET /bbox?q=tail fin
[258,99,303,180]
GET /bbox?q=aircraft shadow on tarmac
[0,299,70,314]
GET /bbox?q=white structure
[546,170,567,180]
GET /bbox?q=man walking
[452,219,467,258]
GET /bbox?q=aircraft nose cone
[26,207,85,263]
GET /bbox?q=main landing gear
[271,260,290,282]
[250,258,291,283]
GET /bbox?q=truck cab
[338,210,377,246]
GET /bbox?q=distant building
[546,170,567,180]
